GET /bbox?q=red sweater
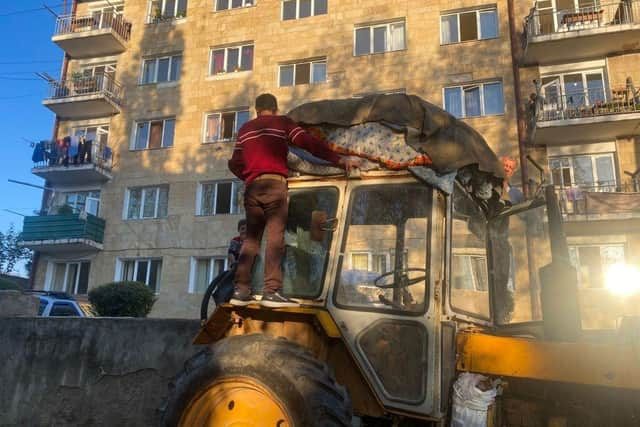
[228,115,341,183]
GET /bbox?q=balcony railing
[535,87,640,122]
[46,73,123,104]
[20,213,106,252]
[32,140,113,171]
[555,182,640,220]
[54,12,132,41]
[525,0,640,39]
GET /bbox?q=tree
[0,224,31,275]
[89,281,156,317]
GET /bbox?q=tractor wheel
[161,334,352,427]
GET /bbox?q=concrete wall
[0,317,202,427]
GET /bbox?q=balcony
[523,0,640,65]
[530,88,640,144]
[52,13,131,58]
[43,74,123,120]
[19,213,106,253]
[31,141,113,186]
[555,183,640,222]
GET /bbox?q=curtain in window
[142,60,156,84]
[162,119,175,147]
[444,87,463,118]
[52,264,66,292]
[227,48,240,72]
[390,23,405,51]
[143,188,158,218]
[149,121,163,149]
[279,65,294,86]
[312,62,327,83]
[212,50,225,74]
[483,82,504,115]
[201,184,215,215]
[128,189,142,219]
[464,86,481,117]
[158,187,169,217]
[241,46,254,70]
[206,114,220,142]
[195,259,210,293]
[441,15,458,44]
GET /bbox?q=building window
[148,0,188,22]
[215,0,254,11]
[440,7,498,44]
[354,21,406,56]
[62,191,101,216]
[120,259,163,293]
[443,81,504,118]
[126,186,169,219]
[198,181,243,215]
[204,110,250,143]
[569,244,625,289]
[539,70,606,110]
[279,59,327,87]
[49,261,91,294]
[190,257,228,293]
[141,55,182,84]
[282,0,327,20]
[133,118,175,150]
[209,44,254,75]
[549,153,616,190]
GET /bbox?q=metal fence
[46,73,123,104]
[54,12,132,40]
[535,87,640,122]
[554,182,640,219]
[525,0,640,39]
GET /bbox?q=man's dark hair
[255,93,278,113]
[237,219,247,231]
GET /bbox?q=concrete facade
[31,0,640,324]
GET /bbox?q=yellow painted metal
[457,331,640,390]
[179,378,292,427]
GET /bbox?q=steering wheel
[373,268,428,289]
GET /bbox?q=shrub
[88,281,156,317]
[0,278,23,291]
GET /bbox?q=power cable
[0,60,61,65]
[0,76,42,81]
[0,3,64,18]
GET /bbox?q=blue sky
[0,2,67,275]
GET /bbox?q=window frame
[202,110,250,143]
[124,185,170,219]
[140,54,182,84]
[189,256,229,293]
[214,0,255,12]
[281,0,327,20]
[118,258,163,293]
[442,80,505,118]
[440,7,499,45]
[540,68,607,108]
[569,243,626,289]
[197,180,243,216]
[47,261,91,295]
[353,20,407,56]
[147,0,188,22]
[208,43,254,75]
[549,152,617,189]
[131,117,176,150]
[62,190,101,216]
[278,58,327,87]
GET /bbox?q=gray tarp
[288,93,505,179]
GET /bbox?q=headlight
[605,263,640,296]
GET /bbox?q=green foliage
[0,277,23,291]
[89,281,156,317]
[0,224,32,275]
[56,204,74,215]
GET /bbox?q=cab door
[326,177,444,416]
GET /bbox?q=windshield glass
[335,184,431,314]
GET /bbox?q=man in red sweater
[228,93,359,307]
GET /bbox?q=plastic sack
[450,373,498,427]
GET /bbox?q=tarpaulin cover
[288,93,505,179]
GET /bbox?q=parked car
[27,291,94,317]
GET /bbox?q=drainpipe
[30,0,78,289]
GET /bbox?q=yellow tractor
[161,95,640,426]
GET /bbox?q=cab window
[335,184,431,314]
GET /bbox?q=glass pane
[595,156,615,187]
[50,303,78,317]
[236,111,250,133]
[149,260,162,292]
[206,114,220,142]
[299,0,312,18]
[312,62,326,83]
[450,187,490,318]
[279,65,294,86]
[586,73,605,104]
[128,189,142,219]
[336,185,431,312]
[444,87,463,118]
[77,262,90,294]
[479,9,498,39]
[157,57,170,82]
[143,188,158,218]
[232,0,242,7]
[164,0,176,16]
[240,45,254,70]
[373,26,387,53]
[158,187,169,217]
[390,23,405,50]
[441,14,459,44]
[135,122,149,149]
[295,62,310,85]
[460,11,478,41]
[177,0,187,15]
[564,74,585,107]
[314,0,327,15]
[283,187,339,297]
[483,82,504,115]
[227,48,240,72]
[464,86,481,117]
[142,60,156,83]
[170,56,181,81]
[283,0,296,19]
[52,264,66,292]
[201,183,215,215]
[212,50,225,74]
[149,121,163,149]
[123,261,135,281]
[573,155,594,185]
[65,263,79,293]
[352,253,369,270]
[221,112,235,139]
[355,28,371,55]
[195,259,210,293]
[217,0,229,10]
[214,258,226,276]
[162,119,175,147]
[136,260,149,284]
[578,246,602,288]
[215,182,232,214]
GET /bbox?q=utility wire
[0,3,64,18]
[0,60,61,65]
[0,77,42,81]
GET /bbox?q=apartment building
[20,0,639,323]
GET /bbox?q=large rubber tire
[161,334,352,427]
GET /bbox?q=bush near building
[88,281,156,317]
[0,277,23,291]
